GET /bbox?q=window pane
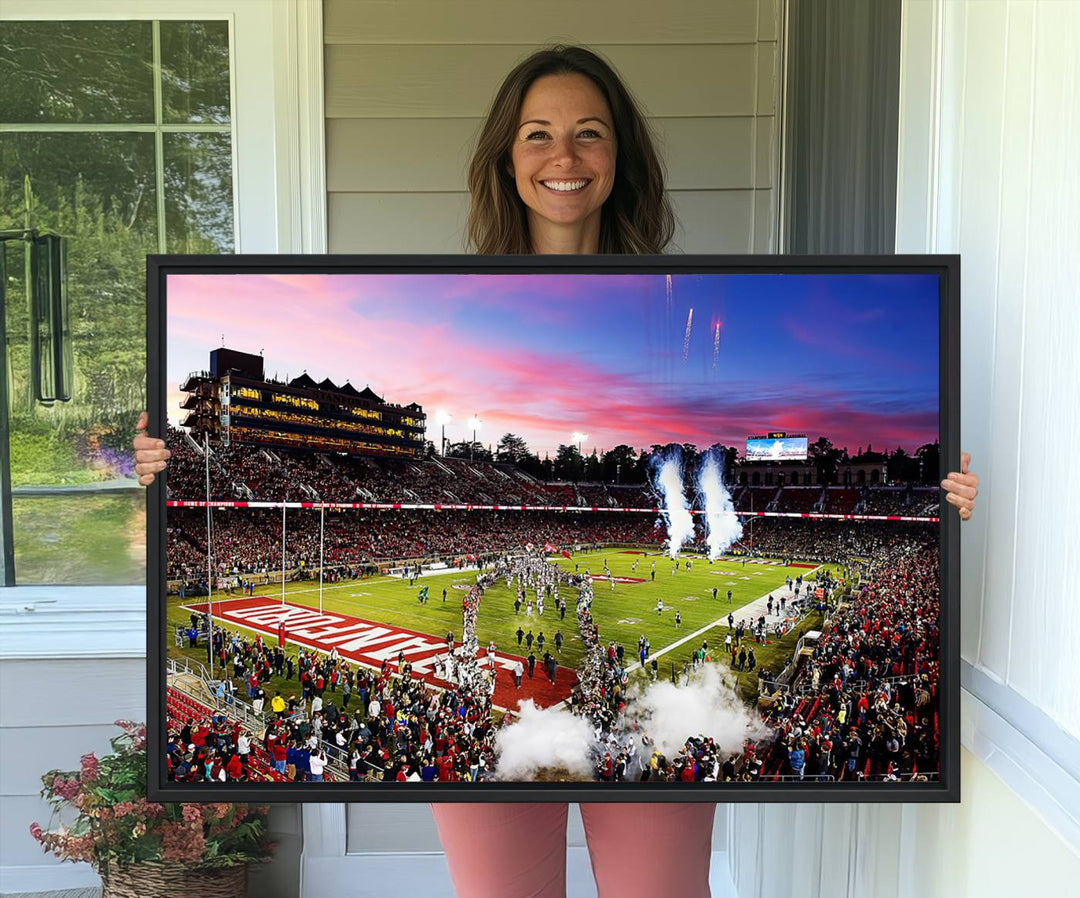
[164,133,235,253]
[11,492,145,585]
[0,22,154,124]
[160,21,232,124]
[1,18,235,587]
[1,132,156,462]
[2,132,154,584]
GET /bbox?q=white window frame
[0,0,326,660]
[0,8,328,895]
[896,0,1080,853]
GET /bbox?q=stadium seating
[775,487,822,513]
[823,488,860,514]
[166,684,342,782]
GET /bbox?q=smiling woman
[465,45,674,255]
[509,73,617,252]
[132,40,981,898]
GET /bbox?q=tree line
[437,433,942,487]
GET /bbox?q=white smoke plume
[650,450,695,558]
[624,664,770,759]
[697,451,743,560]
[491,700,596,781]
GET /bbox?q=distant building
[735,451,887,487]
[736,458,817,486]
[180,348,425,457]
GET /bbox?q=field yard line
[620,612,734,673]
[249,565,479,601]
[620,566,822,674]
[178,595,258,609]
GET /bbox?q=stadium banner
[165,499,938,523]
[147,254,960,804]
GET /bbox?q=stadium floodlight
[572,431,588,453]
[468,415,482,461]
[435,410,452,455]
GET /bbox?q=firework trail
[682,308,694,362]
[663,274,673,386]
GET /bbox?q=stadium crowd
[167,507,664,582]
[168,615,503,784]
[164,424,942,784]
[749,532,939,782]
[733,518,924,565]
[166,427,654,509]
[167,520,939,785]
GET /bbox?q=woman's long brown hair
[466,46,675,255]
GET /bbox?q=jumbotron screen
[746,435,809,461]
[147,255,960,803]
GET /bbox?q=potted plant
[30,720,274,897]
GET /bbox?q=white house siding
[324,0,781,254]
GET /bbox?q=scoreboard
[746,432,809,461]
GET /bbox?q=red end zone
[183,596,575,711]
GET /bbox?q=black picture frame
[147,253,960,803]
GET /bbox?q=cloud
[163,272,938,455]
[490,699,596,781]
[624,664,771,759]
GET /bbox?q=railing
[855,770,939,782]
[844,673,927,694]
[773,609,822,685]
[166,657,351,781]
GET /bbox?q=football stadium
[162,272,942,788]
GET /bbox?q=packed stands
[822,487,860,514]
[168,508,665,580]
[750,533,939,782]
[775,486,822,514]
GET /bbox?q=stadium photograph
[156,268,944,792]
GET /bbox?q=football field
[167,548,832,705]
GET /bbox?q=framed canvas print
[147,254,960,802]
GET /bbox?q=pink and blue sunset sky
[166,271,940,457]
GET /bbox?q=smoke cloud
[490,700,596,781]
[650,450,695,558]
[624,664,771,759]
[697,451,743,560]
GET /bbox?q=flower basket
[101,860,247,898]
[30,721,273,888]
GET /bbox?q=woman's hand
[941,452,979,521]
[133,411,170,486]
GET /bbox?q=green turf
[167,548,838,705]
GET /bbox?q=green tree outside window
[0,20,234,584]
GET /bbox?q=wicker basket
[100,861,247,898]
